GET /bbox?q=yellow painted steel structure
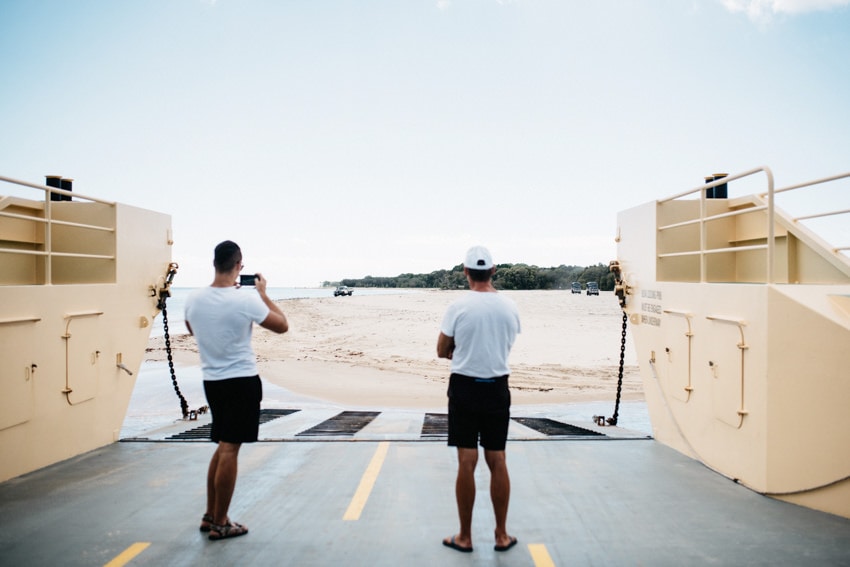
[0,175,172,482]
[616,166,850,518]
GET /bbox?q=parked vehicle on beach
[586,282,599,295]
[571,282,582,294]
[334,286,353,297]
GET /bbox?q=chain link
[161,301,189,419]
[607,311,628,426]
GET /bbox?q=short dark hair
[466,267,492,282]
[213,240,242,273]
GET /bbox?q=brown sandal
[208,521,248,541]
[199,514,214,532]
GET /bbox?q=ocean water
[152,286,421,337]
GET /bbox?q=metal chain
[161,301,189,419]
[607,311,628,426]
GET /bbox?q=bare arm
[254,273,288,334]
[437,332,455,359]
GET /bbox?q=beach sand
[145,289,642,409]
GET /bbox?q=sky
[1,0,849,287]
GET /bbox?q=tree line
[325,262,616,291]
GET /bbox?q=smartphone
[239,274,257,286]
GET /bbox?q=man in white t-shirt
[185,240,288,541]
[437,245,521,554]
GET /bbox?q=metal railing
[657,166,850,284]
[0,174,117,285]
[767,171,850,254]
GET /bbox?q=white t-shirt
[440,291,521,378]
[184,286,270,381]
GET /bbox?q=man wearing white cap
[437,245,521,553]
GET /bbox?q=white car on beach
[334,286,353,297]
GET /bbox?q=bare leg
[484,449,514,548]
[444,447,478,550]
[205,448,220,519]
[208,441,242,525]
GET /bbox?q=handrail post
[44,189,52,285]
[764,168,775,284]
[700,187,706,282]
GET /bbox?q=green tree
[337,261,615,290]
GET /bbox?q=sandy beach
[145,289,642,409]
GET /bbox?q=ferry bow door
[0,319,39,430]
[705,316,747,429]
[63,312,104,405]
[660,311,693,405]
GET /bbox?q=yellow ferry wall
[0,203,172,482]
[617,201,850,519]
[764,285,850,517]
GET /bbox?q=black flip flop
[494,536,518,552]
[443,536,473,553]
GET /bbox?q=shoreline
[144,289,643,409]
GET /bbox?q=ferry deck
[2,385,849,566]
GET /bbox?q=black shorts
[203,376,262,443]
[447,373,511,451]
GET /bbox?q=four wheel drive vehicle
[333,286,353,296]
[586,282,599,296]
[571,282,582,294]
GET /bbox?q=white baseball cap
[464,245,493,270]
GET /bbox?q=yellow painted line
[343,441,389,521]
[103,542,150,567]
[529,543,556,567]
